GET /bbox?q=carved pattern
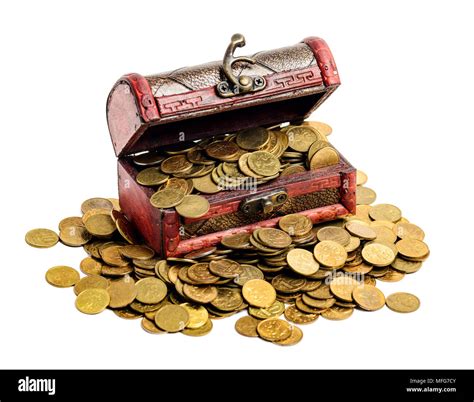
[273,70,318,88]
[161,96,203,113]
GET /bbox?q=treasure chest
[107,34,356,257]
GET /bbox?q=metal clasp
[216,33,266,98]
[240,189,288,215]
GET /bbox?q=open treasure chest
[106,34,356,257]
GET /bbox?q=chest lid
[107,34,340,157]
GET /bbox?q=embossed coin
[286,248,319,276]
[247,151,281,176]
[183,284,218,304]
[356,170,368,186]
[46,266,80,287]
[235,315,260,337]
[136,167,169,186]
[258,228,292,248]
[317,226,351,246]
[206,140,241,161]
[345,221,377,240]
[273,325,303,346]
[242,279,276,308]
[393,222,425,241]
[192,174,221,194]
[321,306,354,320]
[84,213,116,237]
[287,126,320,152]
[75,289,110,315]
[209,259,243,278]
[107,276,137,308]
[271,274,306,293]
[211,287,243,311]
[314,240,347,269]
[25,228,59,248]
[150,189,185,208]
[74,275,109,296]
[309,147,340,169]
[80,257,102,276]
[362,242,396,267]
[396,239,429,260]
[234,265,264,286]
[81,198,113,214]
[257,318,292,342]
[154,304,189,332]
[135,277,167,304]
[386,292,420,313]
[175,195,210,218]
[249,300,285,319]
[160,155,193,174]
[356,187,377,205]
[352,285,385,311]
[141,317,166,334]
[187,263,220,284]
[278,214,313,236]
[180,303,209,329]
[284,305,319,324]
[236,127,270,150]
[391,257,422,274]
[303,121,332,136]
[59,225,92,247]
[120,245,155,260]
[182,319,213,337]
[369,204,402,223]
[329,276,361,302]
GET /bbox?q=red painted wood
[303,37,340,87]
[340,169,357,215]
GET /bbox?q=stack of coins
[26,170,428,345]
[132,121,339,219]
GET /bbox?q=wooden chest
[106,34,356,257]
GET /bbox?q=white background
[0,0,473,369]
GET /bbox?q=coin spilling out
[27,135,428,345]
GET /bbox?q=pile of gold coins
[133,121,339,219]
[26,170,429,346]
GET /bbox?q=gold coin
[162,177,189,194]
[59,226,92,247]
[150,189,185,208]
[120,245,155,260]
[107,276,137,308]
[391,257,422,274]
[136,167,169,186]
[210,287,243,311]
[205,140,241,161]
[102,264,133,278]
[369,204,402,222]
[286,248,319,276]
[386,292,420,313]
[309,147,340,169]
[329,276,361,302]
[393,222,425,241]
[74,275,109,295]
[396,239,429,260]
[236,127,270,150]
[180,303,209,329]
[257,228,292,248]
[377,268,405,282]
[256,318,292,342]
[308,140,331,161]
[84,213,116,237]
[187,263,220,284]
[209,259,243,278]
[221,232,251,249]
[247,151,281,176]
[273,325,303,346]
[81,198,113,214]
[175,195,210,218]
[372,225,397,243]
[317,226,351,246]
[280,165,306,177]
[132,151,165,166]
[160,155,193,174]
[284,305,319,324]
[192,173,221,194]
[100,245,129,267]
[233,264,264,286]
[343,262,373,275]
[183,284,218,304]
[135,277,167,304]
[352,285,385,311]
[344,236,361,253]
[356,186,377,205]
[249,300,285,319]
[45,266,80,287]
[242,279,276,308]
[271,274,306,293]
[356,170,368,186]
[306,283,332,299]
[303,121,332,136]
[25,228,59,248]
[154,304,189,332]
[141,317,166,334]
[321,306,354,320]
[182,319,213,336]
[278,214,313,236]
[238,153,263,178]
[58,217,84,231]
[80,257,102,276]
[345,221,377,240]
[362,242,396,267]
[301,294,335,309]
[314,240,347,269]
[287,126,321,152]
[114,307,143,320]
[75,289,110,314]
[235,315,260,337]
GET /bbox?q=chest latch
[240,189,288,215]
[216,33,266,98]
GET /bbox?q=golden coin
[135,277,167,304]
[58,217,84,231]
[184,247,216,260]
[120,245,155,260]
[308,140,331,160]
[136,167,169,186]
[329,276,361,302]
[100,245,129,267]
[372,225,397,243]
[84,213,116,237]
[352,285,385,311]
[247,151,281,176]
[132,151,165,166]
[236,127,270,150]
[257,228,292,248]
[393,222,425,241]
[59,225,92,247]
[284,305,319,324]
[249,300,285,319]
[369,204,402,222]
[242,279,276,308]
[377,268,405,282]
[371,220,395,230]
[82,208,112,224]
[286,248,319,276]
[187,148,214,165]
[75,288,110,315]
[183,284,218,304]
[274,325,303,346]
[345,236,361,253]
[150,189,185,208]
[180,303,209,329]
[107,276,137,308]
[114,307,143,320]
[386,292,420,313]
[74,275,109,295]
[280,165,306,177]
[192,173,221,194]
[233,264,264,286]
[25,228,59,248]
[162,177,189,194]
[80,257,102,276]
[287,126,319,152]
[187,263,220,284]
[257,318,292,342]
[45,266,80,287]
[278,214,312,236]
[295,297,326,314]
[160,155,193,174]
[343,262,373,275]
[235,315,260,337]
[271,274,306,293]
[81,198,113,214]
[175,195,210,218]
[238,153,263,178]
[314,240,347,269]
[154,304,189,332]
[113,211,139,244]
[301,294,336,309]
[391,257,422,274]
[309,147,340,169]
[317,226,351,246]
[306,283,332,299]
[209,259,243,278]
[356,186,377,205]
[205,140,241,161]
[141,317,166,334]
[356,170,368,186]
[362,242,396,267]
[221,232,251,249]
[321,306,354,320]
[303,121,332,136]
[396,239,429,260]
[344,221,376,241]
[210,287,243,311]
[182,319,213,336]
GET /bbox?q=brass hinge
[240,189,288,215]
